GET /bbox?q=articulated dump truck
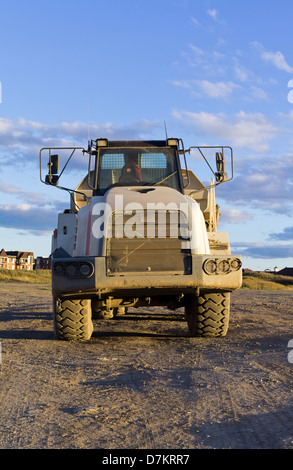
[40,137,242,341]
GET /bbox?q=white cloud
[234,66,249,83]
[219,208,254,224]
[250,86,268,100]
[182,44,205,68]
[177,45,271,102]
[270,226,293,241]
[0,117,162,164]
[262,50,293,74]
[195,80,240,98]
[1,203,31,212]
[188,44,204,56]
[206,8,226,25]
[216,151,293,215]
[169,80,193,90]
[231,242,293,260]
[0,180,56,206]
[253,42,293,74]
[172,110,279,152]
[170,79,240,99]
[191,17,200,27]
[0,117,14,134]
[279,110,293,122]
[207,9,218,20]
[0,203,56,234]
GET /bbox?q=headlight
[203,259,217,274]
[167,138,179,147]
[79,263,93,277]
[203,257,242,275]
[54,263,64,274]
[66,264,77,276]
[53,261,94,278]
[96,138,108,147]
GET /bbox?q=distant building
[264,267,279,274]
[0,249,15,270]
[34,256,51,270]
[277,267,293,277]
[0,249,34,270]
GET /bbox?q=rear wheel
[53,298,93,341]
[185,292,230,337]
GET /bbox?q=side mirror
[215,152,228,182]
[45,154,59,185]
[48,154,59,174]
[45,174,59,185]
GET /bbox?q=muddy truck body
[40,137,242,341]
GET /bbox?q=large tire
[185,292,230,337]
[53,298,93,341]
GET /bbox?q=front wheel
[185,292,230,337]
[53,298,93,341]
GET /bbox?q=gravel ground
[0,283,292,450]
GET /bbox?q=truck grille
[106,210,191,276]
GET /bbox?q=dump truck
[40,137,242,341]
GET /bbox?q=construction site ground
[0,282,292,450]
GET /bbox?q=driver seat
[119,160,141,183]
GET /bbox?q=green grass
[242,272,293,290]
[0,269,51,284]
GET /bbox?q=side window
[179,152,188,187]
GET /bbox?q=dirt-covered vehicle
[40,137,242,341]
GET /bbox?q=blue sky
[1,0,293,271]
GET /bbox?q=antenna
[164,121,168,140]
[87,97,90,143]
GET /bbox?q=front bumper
[51,255,242,298]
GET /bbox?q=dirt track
[0,282,292,450]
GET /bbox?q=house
[0,249,8,268]
[0,249,17,270]
[34,256,51,270]
[0,249,12,269]
[7,251,34,270]
[0,249,34,270]
[277,267,293,277]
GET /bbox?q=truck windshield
[95,147,181,195]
